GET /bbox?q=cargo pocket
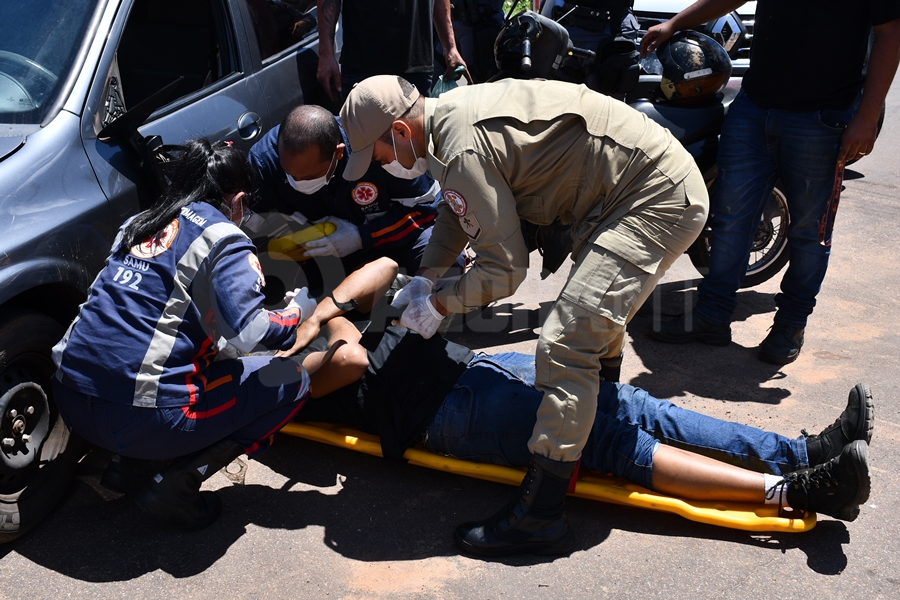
[561,244,648,326]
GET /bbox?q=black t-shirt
[340,0,435,75]
[742,0,900,111]
[296,327,474,460]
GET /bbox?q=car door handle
[237,111,262,140]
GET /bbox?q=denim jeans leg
[425,360,541,467]
[695,92,780,326]
[597,382,807,475]
[425,355,657,488]
[770,102,855,328]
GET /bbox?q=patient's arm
[277,257,399,357]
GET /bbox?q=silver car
[0,0,325,542]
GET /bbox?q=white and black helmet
[657,31,733,105]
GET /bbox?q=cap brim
[342,143,374,181]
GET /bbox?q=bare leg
[301,317,368,398]
[651,445,765,503]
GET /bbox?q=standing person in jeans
[643,0,900,364]
[316,0,467,101]
[439,0,504,83]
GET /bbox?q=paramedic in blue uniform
[51,140,363,530]
[249,105,463,279]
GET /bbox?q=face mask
[383,129,429,180]
[240,206,253,227]
[286,150,337,194]
[227,193,251,227]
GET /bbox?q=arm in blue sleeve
[206,236,299,352]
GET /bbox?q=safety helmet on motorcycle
[657,31,732,105]
[494,11,571,80]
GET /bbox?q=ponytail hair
[117,138,254,253]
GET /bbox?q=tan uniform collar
[423,98,447,181]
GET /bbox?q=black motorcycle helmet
[657,31,733,105]
[494,10,572,80]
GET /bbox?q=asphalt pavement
[2,79,900,600]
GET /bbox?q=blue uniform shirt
[53,202,299,408]
[248,119,440,254]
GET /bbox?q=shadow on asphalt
[626,279,792,404]
[444,300,555,351]
[5,436,852,580]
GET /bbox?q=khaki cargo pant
[528,167,708,462]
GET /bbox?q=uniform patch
[248,254,266,287]
[131,219,179,258]
[352,182,378,205]
[459,214,482,240]
[444,190,467,216]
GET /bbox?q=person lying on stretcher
[280,257,874,530]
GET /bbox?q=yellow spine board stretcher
[281,422,816,533]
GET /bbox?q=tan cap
[339,75,421,181]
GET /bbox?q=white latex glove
[285,287,317,323]
[390,275,433,311]
[398,294,445,339]
[302,217,363,258]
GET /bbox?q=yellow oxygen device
[267,222,336,261]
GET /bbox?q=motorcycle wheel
[688,183,791,289]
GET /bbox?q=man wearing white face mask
[248,105,463,279]
[341,75,708,557]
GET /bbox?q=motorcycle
[489,9,791,288]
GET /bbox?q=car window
[107,0,239,122]
[0,0,101,124]
[245,0,317,62]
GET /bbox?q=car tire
[0,309,84,543]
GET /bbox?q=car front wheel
[0,309,83,543]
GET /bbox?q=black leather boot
[134,439,243,530]
[599,352,624,383]
[758,324,805,364]
[100,454,167,495]
[454,454,577,557]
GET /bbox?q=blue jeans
[425,353,807,490]
[695,90,858,328]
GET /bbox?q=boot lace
[766,460,839,514]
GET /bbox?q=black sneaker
[769,440,870,522]
[758,324,804,364]
[650,314,731,346]
[804,383,875,466]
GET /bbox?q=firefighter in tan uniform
[339,75,708,556]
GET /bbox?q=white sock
[764,473,787,505]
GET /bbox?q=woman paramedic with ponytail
[51,139,369,530]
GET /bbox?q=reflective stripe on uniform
[133,222,239,407]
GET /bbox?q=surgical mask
[286,150,337,194]
[383,130,429,180]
